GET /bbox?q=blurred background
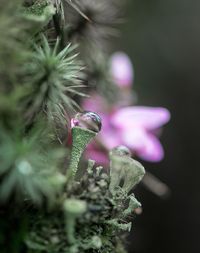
[116,0,200,252]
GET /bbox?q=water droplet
[110,145,131,157]
[71,111,102,133]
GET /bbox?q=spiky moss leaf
[0,0,31,89]
[22,35,85,127]
[0,0,55,92]
[0,124,66,205]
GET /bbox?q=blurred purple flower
[82,94,170,164]
[79,52,170,165]
[110,52,134,88]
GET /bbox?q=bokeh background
[116,0,200,252]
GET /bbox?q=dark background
[117,0,200,252]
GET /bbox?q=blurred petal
[82,93,105,113]
[121,128,164,162]
[85,145,109,165]
[112,106,171,130]
[100,128,121,149]
[121,127,148,150]
[136,134,164,162]
[110,52,134,88]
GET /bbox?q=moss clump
[26,157,144,253]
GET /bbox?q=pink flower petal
[121,127,148,150]
[85,146,109,165]
[100,128,121,149]
[121,129,164,162]
[136,134,164,162]
[111,106,171,130]
[82,93,107,114]
[110,52,134,88]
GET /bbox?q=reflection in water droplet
[71,111,102,133]
[110,145,131,157]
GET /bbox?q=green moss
[23,1,50,16]
[26,159,144,253]
[21,0,55,26]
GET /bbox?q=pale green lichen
[66,126,96,181]
[63,199,87,244]
[26,127,145,253]
[109,151,145,194]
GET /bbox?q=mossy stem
[66,127,96,182]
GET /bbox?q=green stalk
[66,127,96,181]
